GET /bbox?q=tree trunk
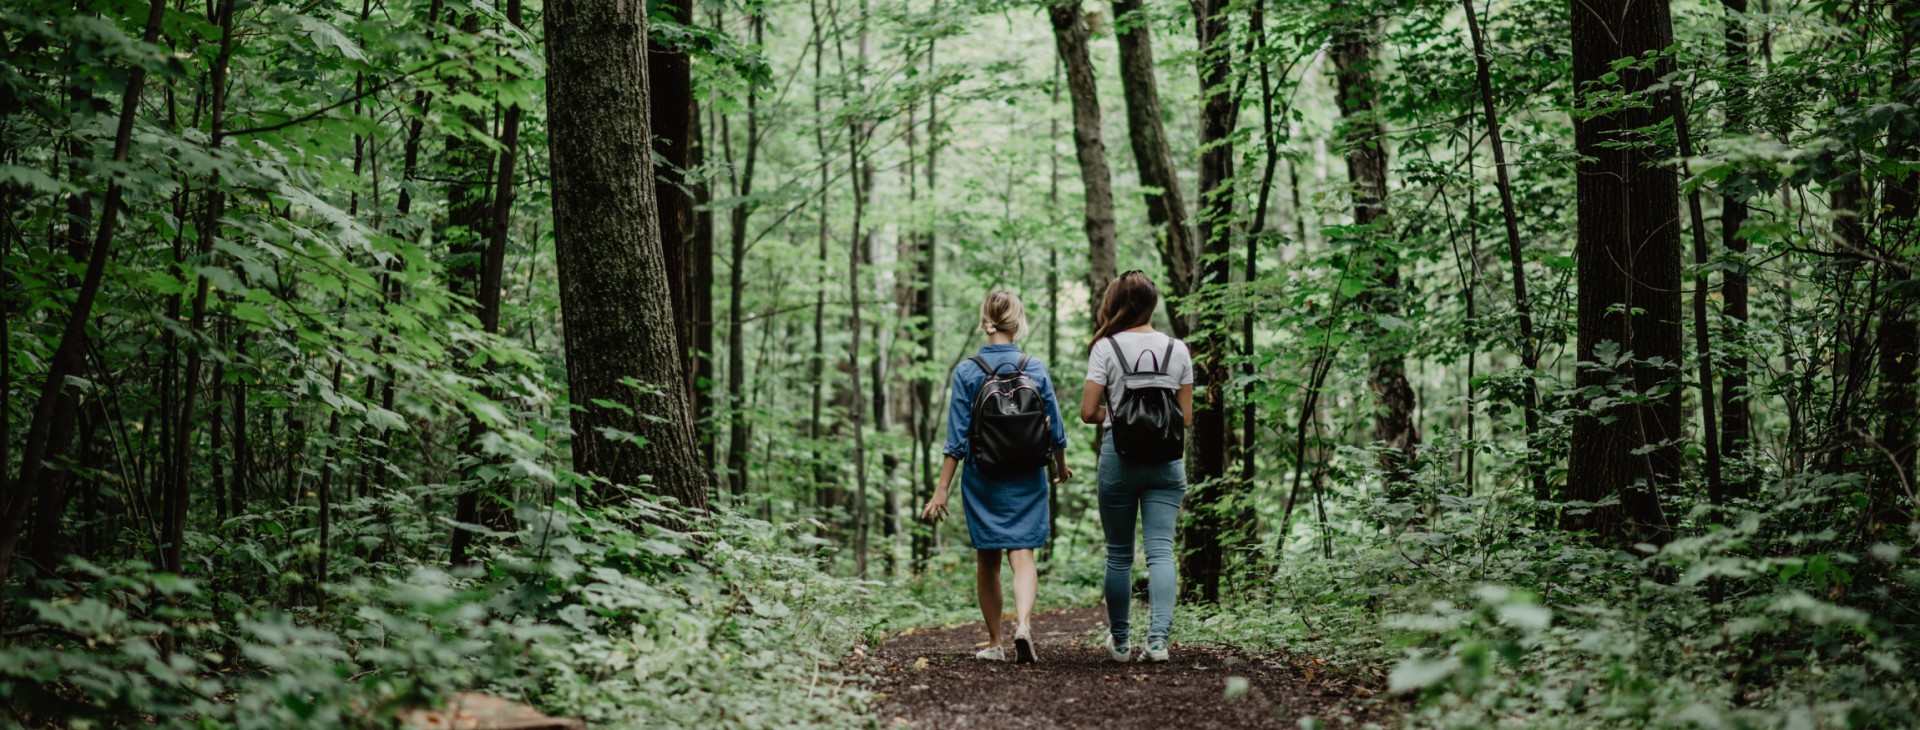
[1719,0,1754,499]
[653,0,699,399]
[1,0,168,594]
[691,98,718,478]
[848,120,872,578]
[1331,23,1419,486]
[1877,0,1919,527]
[451,0,527,566]
[1672,85,1726,510]
[1564,0,1682,545]
[911,28,940,573]
[808,0,834,522]
[445,12,494,306]
[1461,0,1547,511]
[725,14,765,501]
[1179,0,1234,604]
[544,0,709,512]
[169,0,240,576]
[1048,2,1119,320]
[1111,0,1196,334]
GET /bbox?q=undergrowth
[1,488,877,729]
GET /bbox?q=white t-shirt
[1085,331,1193,428]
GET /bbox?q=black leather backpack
[1103,336,1185,463]
[966,354,1053,476]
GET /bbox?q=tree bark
[1179,0,1234,604]
[1111,0,1196,334]
[1877,0,1919,527]
[808,0,834,522]
[1461,0,1547,511]
[691,98,718,478]
[1672,87,1726,510]
[724,15,765,501]
[1331,21,1419,486]
[1719,0,1754,499]
[1564,0,1682,545]
[653,0,699,400]
[911,28,940,573]
[544,0,709,512]
[1049,2,1120,319]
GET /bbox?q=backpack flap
[967,354,1053,476]
[1103,336,1185,463]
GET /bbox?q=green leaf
[1388,655,1460,694]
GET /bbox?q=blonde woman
[920,290,1071,663]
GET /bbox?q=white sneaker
[1104,634,1134,663]
[1013,625,1038,664]
[1140,640,1169,663]
[975,645,1007,661]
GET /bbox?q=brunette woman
[1079,271,1193,663]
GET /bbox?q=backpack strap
[1158,338,1178,375]
[967,355,994,378]
[1014,354,1031,377]
[1104,336,1136,377]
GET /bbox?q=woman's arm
[1079,381,1107,425]
[920,455,961,522]
[1178,383,1195,428]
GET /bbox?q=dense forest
[1,0,1917,724]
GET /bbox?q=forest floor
[860,607,1390,729]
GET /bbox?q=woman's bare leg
[975,549,1004,646]
[1008,549,1037,630]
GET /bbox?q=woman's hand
[920,489,950,523]
[1051,464,1074,485]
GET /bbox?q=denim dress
[944,343,1070,550]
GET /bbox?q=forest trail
[864,607,1384,729]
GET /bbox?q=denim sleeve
[943,366,973,460]
[1034,359,1070,450]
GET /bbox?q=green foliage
[0,492,876,728]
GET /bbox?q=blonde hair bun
[980,289,1029,341]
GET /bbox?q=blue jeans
[1097,433,1186,646]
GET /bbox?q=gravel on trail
[861,606,1389,729]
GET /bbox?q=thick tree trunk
[1564,0,1682,545]
[1331,26,1419,486]
[1179,0,1234,604]
[1049,2,1119,317]
[544,0,709,512]
[1111,0,1196,334]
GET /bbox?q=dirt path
[863,607,1386,729]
